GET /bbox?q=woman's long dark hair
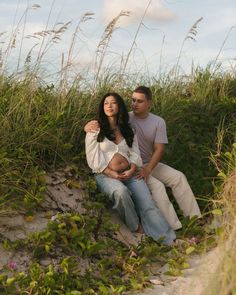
[97,92,134,147]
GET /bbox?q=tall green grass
[0,5,236,294]
[0,5,236,213]
[203,140,236,295]
[0,69,235,212]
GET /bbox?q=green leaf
[6,277,15,285]
[224,151,232,159]
[211,208,223,215]
[45,244,50,253]
[217,172,227,179]
[98,284,110,294]
[215,227,224,236]
[0,273,7,282]
[71,215,82,222]
[2,239,10,250]
[78,242,86,250]
[185,246,195,255]
[182,262,190,269]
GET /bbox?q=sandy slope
[133,246,220,295]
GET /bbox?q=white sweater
[85,130,143,173]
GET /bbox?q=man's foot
[136,223,144,234]
[172,238,186,247]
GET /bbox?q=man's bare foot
[136,224,144,234]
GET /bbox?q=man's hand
[136,166,151,182]
[84,120,100,133]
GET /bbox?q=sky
[0,0,236,82]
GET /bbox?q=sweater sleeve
[85,131,108,173]
[129,135,143,167]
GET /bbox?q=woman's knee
[113,187,132,204]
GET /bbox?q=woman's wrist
[129,163,137,174]
[103,167,112,176]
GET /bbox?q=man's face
[131,92,151,116]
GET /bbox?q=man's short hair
[133,86,152,101]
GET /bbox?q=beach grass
[0,5,236,294]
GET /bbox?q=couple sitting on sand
[84,86,201,245]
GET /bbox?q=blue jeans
[95,174,176,245]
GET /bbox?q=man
[84,86,201,229]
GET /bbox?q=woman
[85,92,175,245]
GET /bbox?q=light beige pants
[146,162,201,230]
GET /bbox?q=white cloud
[103,0,175,26]
[199,7,236,38]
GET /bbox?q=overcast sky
[0,0,236,82]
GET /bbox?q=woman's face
[103,95,119,117]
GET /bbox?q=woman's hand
[109,170,122,179]
[103,167,121,180]
[84,120,100,133]
[119,163,137,180]
[119,169,134,180]
[104,164,137,180]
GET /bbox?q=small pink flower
[8,261,17,270]
[130,250,138,258]
[188,237,198,245]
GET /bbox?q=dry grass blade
[0,32,7,38]
[174,17,203,77]
[212,26,236,73]
[96,10,130,54]
[185,17,203,42]
[80,12,94,24]
[94,10,130,85]
[59,12,94,92]
[205,170,236,295]
[121,0,152,77]
[31,4,41,10]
